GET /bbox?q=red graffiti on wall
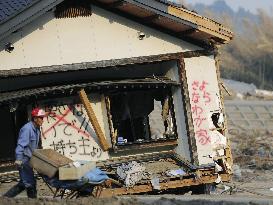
[42,105,91,139]
[191,80,212,145]
[195,129,211,145]
[191,80,211,105]
[40,104,104,158]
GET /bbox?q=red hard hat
[31,108,46,117]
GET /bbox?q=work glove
[15,160,23,168]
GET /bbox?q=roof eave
[91,0,233,46]
[0,0,65,42]
[0,0,233,46]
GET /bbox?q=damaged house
[0,0,233,196]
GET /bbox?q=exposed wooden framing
[177,28,197,37]
[183,49,214,58]
[0,78,178,105]
[219,173,231,182]
[167,5,233,41]
[107,0,126,8]
[176,56,198,165]
[96,175,218,197]
[94,172,231,198]
[0,53,179,78]
[103,0,233,42]
[0,51,213,78]
[104,96,116,149]
[214,52,233,169]
[114,140,178,152]
[78,89,110,151]
[142,14,161,23]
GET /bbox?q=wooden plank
[97,175,218,197]
[0,51,213,78]
[177,57,197,165]
[79,89,110,151]
[214,56,233,170]
[115,140,178,152]
[167,6,233,40]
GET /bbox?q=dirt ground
[0,196,147,205]
[0,131,273,204]
[222,131,273,198]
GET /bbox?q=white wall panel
[184,56,222,165]
[0,5,199,71]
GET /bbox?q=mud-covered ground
[0,131,273,204]
[223,131,273,198]
[0,196,148,205]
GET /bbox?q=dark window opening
[108,88,178,148]
[0,105,28,162]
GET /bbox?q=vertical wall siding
[0,5,199,71]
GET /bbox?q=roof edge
[131,0,233,43]
[0,0,65,42]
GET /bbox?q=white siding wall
[185,56,222,165]
[0,5,199,71]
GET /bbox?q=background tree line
[176,0,273,90]
[219,10,273,90]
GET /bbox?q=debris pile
[230,131,273,170]
[116,159,187,188]
[222,78,273,100]
[117,161,146,187]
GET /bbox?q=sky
[186,0,273,14]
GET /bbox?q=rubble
[230,131,273,170]
[117,161,146,188]
[232,165,242,180]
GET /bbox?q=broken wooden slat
[96,175,219,197]
[79,89,110,151]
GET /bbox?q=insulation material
[149,100,165,140]
[116,161,146,188]
[184,56,224,165]
[208,113,227,156]
[39,94,110,161]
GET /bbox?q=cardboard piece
[59,161,96,180]
[30,149,73,178]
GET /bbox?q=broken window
[108,88,177,147]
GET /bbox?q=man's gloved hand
[15,160,23,167]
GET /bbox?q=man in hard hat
[4,108,46,198]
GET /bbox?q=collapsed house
[0,0,233,196]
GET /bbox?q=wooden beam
[177,28,198,37]
[79,89,110,151]
[114,140,178,152]
[0,53,182,78]
[142,14,161,23]
[97,175,218,197]
[0,51,212,78]
[167,5,233,40]
[107,0,126,8]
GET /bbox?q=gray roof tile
[0,0,36,24]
